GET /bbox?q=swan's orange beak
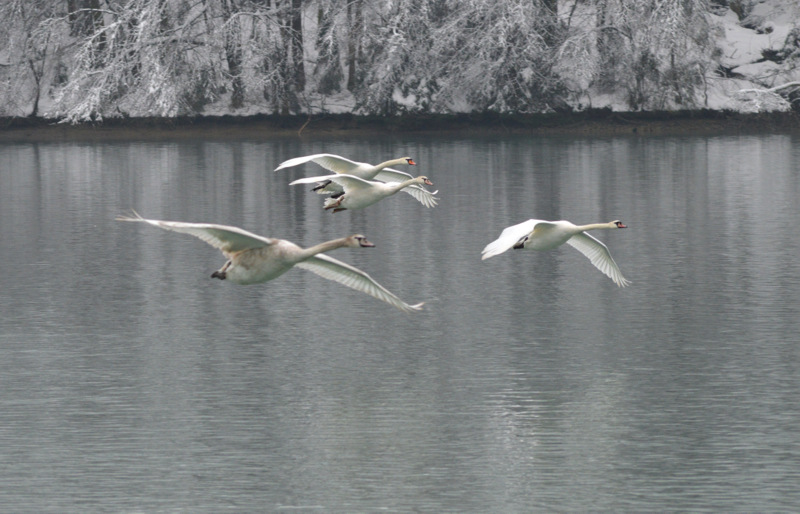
[359,238,375,248]
[616,222,627,228]
[407,158,416,165]
[423,178,433,186]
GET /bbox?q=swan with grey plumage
[117,211,424,312]
[481,219,630,287]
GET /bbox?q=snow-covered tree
[51,0,219,120]
[427,0,567,113]
[562,0,717,110]
[350,0,566,114]
[0,0,65,117]
[314,1,344,95]
[0,0,793,119]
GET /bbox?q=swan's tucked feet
[212,260,231,280]
[311,180,332,192]
[333,208,347,213]
[324,196,344,210]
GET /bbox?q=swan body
[275,154,418,194]
[482,219,630,287]
[117,212,424,312]
[289,174,438,211]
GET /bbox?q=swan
[481,219,630,287]
[289,174,438,211]
[275,154,418,195]
[117,211,424,312]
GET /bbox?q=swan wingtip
[116,209,143,222]
[480,248,497,260]
[400,302,425,313]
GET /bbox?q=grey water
[1,131,799,512]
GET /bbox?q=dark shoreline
[2,110,799,141]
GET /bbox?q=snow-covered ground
[703,0,800,112]
[568,0,800,113]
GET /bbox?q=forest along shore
[1,111,800,142]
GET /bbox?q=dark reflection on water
[1,133,799,512]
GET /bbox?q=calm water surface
[1,132,799,512]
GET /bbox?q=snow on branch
[738,82,800,94]
[735,82,800,113]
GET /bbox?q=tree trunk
[28,58,40,117]
[541,0,560,47]
[222,0,245,108]
[542,0,558,16]
[67,0,105,48]
[291,0,305,91]
[346,0,362,91]
[226,41,245,109]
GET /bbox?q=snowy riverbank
[2,110,799,142]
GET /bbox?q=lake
[1,130,799,512]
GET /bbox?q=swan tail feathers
[481,219,540,260]
[480,240,514,260]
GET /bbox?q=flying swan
[117,212,424,312]
[289,174,438,211]
[481,219,630,287]
[274,154,418,195]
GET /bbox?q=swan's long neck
[376,158,406,170]
[575,222,616,232]
[388,178,420,192]
[297,237,350,260]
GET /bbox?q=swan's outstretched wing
[566,232,630,287]
[289,174,375,192]
[274,154,361,173]
[481,219,543,260]
[117,211,275,253]
[374,167,413,183]
[399,183,439,207]
[296,254,424,313]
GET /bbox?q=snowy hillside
[705,0,800,112]
[0,0,798,121]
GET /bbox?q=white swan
[289,174,438,211]
[117,212,424,312]
[275,154,418,195]
[481,219,630,287]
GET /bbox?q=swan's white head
[612,220,627,229]
[415,176,434,186]
[347,234,375,248]
[402,157,416,166]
